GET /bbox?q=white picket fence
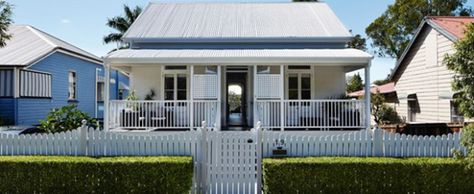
[0,121,465,194]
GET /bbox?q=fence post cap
[81,119,88,127]
[256,121,262,130]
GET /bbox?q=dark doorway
[226,72,248,129]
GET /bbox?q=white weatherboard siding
[314,66,346,98]
[395,27,455,123]
[130,66,162,100]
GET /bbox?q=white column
[280,65,285,131]
[364,62,372,130]
[253,65,258,127]
[216,65,222,130]
[190,65,194,130]
[104,62,111,131]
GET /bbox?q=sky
[8,0,474,82]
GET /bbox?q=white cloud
[60,19,71,24]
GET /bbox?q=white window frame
[161,66,189,101]
[285,66,313,100]
[68,71,77,100]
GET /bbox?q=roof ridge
[25,25,58,48]
[25,25,101,62]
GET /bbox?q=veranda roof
[105,49,373,66]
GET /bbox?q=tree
[0,0,12,48]
[347,34,367,51]
[104,5,142,47]
[445,23,474,118]
[445,23,474,167]
[346,73,363,93]
[366,0,472,58]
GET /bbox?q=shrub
[263,157,474,194]
[459,124,474,169]
[0,156,193,194]
[379,106,403,124]
[39,104,96,133]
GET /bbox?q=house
[348,82,398,107]
[0,25,129,127]
[390,17,474,124]
[103,2,373,131]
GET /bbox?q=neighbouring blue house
[0,25,129,126]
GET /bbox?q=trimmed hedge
[0,156,193,194]
[263,157,474,194]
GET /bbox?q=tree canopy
[346,73,364,93]
[347,34,367,51]
[444,23,474,118]
[0,0,12,48]
[104,5,142,47]
[366,0,472,58]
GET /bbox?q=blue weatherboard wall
[96,70,129,119]
[16,52,102,126]
[0,98,15,124]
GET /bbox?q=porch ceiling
[105,49,373,67]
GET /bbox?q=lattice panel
[255,74,281,99]
[193,75,218,99]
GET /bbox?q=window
[68,71,77,100]
[97,82,104,101]
[164,74,187,100]
[451,94,464,123]
[407,94,418,122]
[287,73,311,100]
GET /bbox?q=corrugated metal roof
[106,49,372,65]
[123,3,352,42]
[0,25,101,66]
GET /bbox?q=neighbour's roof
[390,16,474,81]
[429,16,474,40]
[347,82,396,97]
[106,49,373,65]
[0,25,102,67]
[123,3,352,42]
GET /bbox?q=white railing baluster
[255,99,366,130]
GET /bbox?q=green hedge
[263,157,474,194]
[0,156,193,194]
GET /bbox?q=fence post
[372,124,383,157]
[200,121,208,193]
[255,121,263,194]
[79,119,88,156]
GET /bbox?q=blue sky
[8,0,474,82]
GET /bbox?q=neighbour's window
[68,71,77,100]
[288,73,311,100]
[97,82,104,101]
[451,94,464,123]
[407,94,418,122]
[164,74,187,100]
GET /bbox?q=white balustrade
[256,100,366,129]
[109,100,218,130]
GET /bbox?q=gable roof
[429,16,474,40]
[123,3,352,43]
[390,16,474,81]
[0,25,102,67]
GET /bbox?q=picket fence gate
[0,121,465,194]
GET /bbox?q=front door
[226,72,248,129]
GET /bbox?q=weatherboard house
[390,17,474,124]
[0,25,129,126]
[104,2,373,131]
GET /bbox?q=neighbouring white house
[103,2,373,131]
[390,16,474,124]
